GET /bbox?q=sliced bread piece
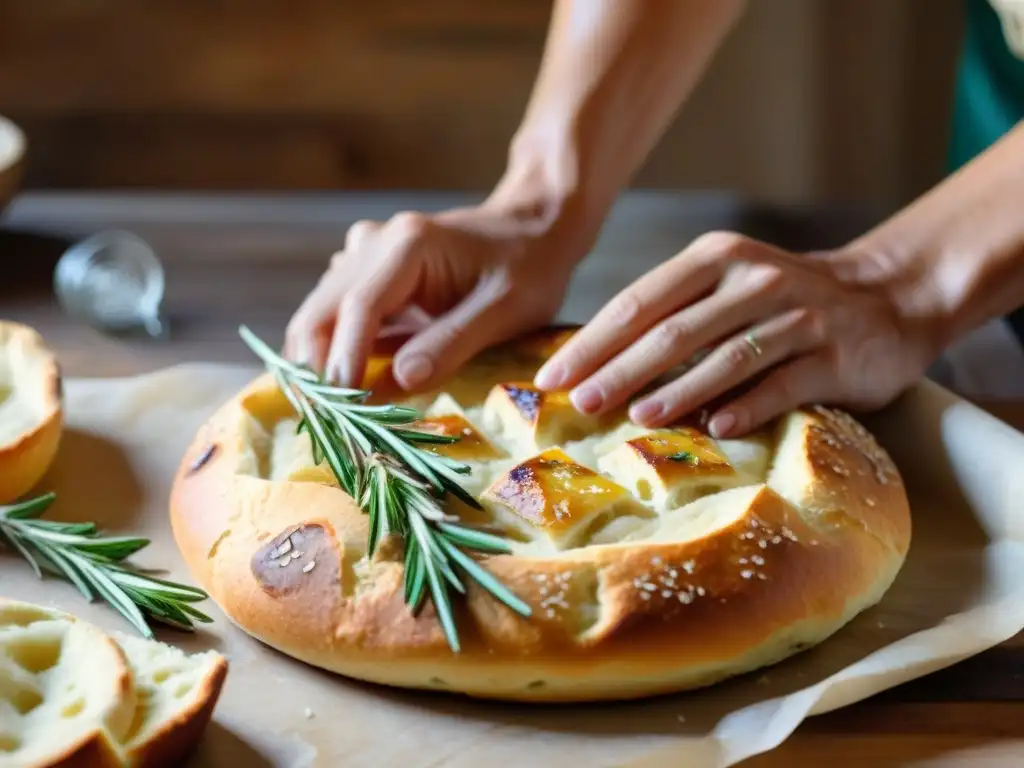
[0,598,136,768]
[0,599,227,768]
[111,633,227,768]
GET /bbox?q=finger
[566,274,790,415]
[391,271,523,390]
[534,240,729,391]
[325,213,430,386]
[706,353,834,439]
[345,219,381,252]
[629,307,827,427]
[378,305,433,339]
[283,255,348,369]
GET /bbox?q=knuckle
[345,220,380,251]
[328,248,348,269]
[791,307,828,344]
[721,338,755,369]
[650,318,689,353]
[387,211,432,243]
[745,263,787,296]
[605,290,644,327]
[691,230,749,262]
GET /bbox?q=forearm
[839,121,1024,349]
[488,0,746,252]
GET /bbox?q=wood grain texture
[1,191,1023,765]
[0,1,963,206]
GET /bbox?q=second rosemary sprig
[0,492,213,638]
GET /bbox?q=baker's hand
[534,232,940,438]
[284,203,582,391]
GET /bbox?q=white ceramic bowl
[0,116,26,218]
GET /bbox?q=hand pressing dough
[0,322,63,504]
[170,325,911,703]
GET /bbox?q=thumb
[391,276,525,391]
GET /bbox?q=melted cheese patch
[480,383,605,453]
[481,448,651,550]
[598,428,746,513]
[410,414,504,462]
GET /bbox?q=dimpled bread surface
[170,326,911,702]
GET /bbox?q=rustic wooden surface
[2,191,1024,766]
[0,0,962,206]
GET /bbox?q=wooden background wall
[0,0,965,208]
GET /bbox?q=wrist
[825,238,956,366]
[485,126,610,264]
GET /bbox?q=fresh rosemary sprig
[239,325,532,652]
[0,492,213,639]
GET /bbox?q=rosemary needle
[239,325,532,653]
[0,491,213,639]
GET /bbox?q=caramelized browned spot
[500,383,544,422]
[251,523,342,598]
[629,428,733,476]
[486,448,634,534]
[187,443,218,475]
[409,414,504,461]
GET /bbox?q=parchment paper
[4,363,1024,768]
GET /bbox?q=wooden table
[3,191,1024,767]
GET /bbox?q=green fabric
[949,0,1024,172]
[949,0,1024,344]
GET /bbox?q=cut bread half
[0,322,63,504]
[111,633,227,768]
[0,599,137,767]
[0,599,227,768]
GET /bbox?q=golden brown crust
[121,657,228,768]
[169,326,911,702]
[0,321,64,504]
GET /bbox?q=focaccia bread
[170,326,911,703]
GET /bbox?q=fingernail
[709,412,738,439]
[395,353,434,389]
[570,385,603,414]
[534,362,565,390]
[630,400,664,425]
